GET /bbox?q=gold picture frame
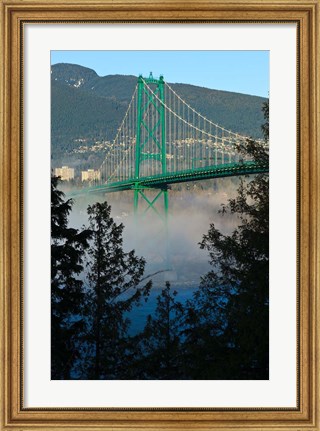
[0,0,319,429]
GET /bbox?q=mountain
[51,63,267,171]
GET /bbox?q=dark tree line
[51,102,269,380]
[51,176,91,379]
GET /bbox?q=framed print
[0,0,319,430]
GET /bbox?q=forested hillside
[51,63,267,171]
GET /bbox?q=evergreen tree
[187,101,269,379]
[182,285,231,379]
[83,201,151,379]
[137,282,185,379]
[51,176,91,379]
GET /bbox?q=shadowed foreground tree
[134,282,185,379]
[51,176,91,379]
[80,201,151,379]
[184,101,269,379]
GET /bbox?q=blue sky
[51,50,269,98]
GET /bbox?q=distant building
[54,166,74,181]
[81,169,101,182]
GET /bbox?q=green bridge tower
[134,73,169,265]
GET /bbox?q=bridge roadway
[75,160,268,196]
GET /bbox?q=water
[125,284,197,336]
[64,180,240,337]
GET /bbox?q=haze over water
[67,178,239,282]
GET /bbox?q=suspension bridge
[78,73,268,222]
[70,73,269,269]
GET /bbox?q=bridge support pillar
[163,188,170,268]
[133,184,170,270]
[133,74,171,271]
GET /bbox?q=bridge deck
[72,161,268,196]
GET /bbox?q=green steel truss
[133,74,169,263]
[78,161,268,195]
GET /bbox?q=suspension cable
[164,82,249,140]
[141,79,245,145]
